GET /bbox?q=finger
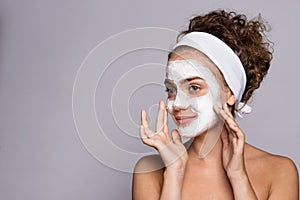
[213,105,225,122]
[214,104,237,138]
[217,106,228,123]
[218,103,235,125]
[214,106,232,139]
[226,125,245,155]
[163,101,168,134]
[228,130,234,143]
[141,111,156,138]
[228,123,243,137]
[141,109,149,128]
[140,125,147,139]
[231,135,244,156]
[227,120,245,143]
[140,125,163,150]
[140,125,153,146]
[144,125,156,138]
[222,103,240,136]
[220,109,239,137]
[218,108,235,136]
[232,137,238,153]
[163,102,170,141]
[156,101,164,133]
[163,114,171,142]
[223,103,234,119]
[140,125,153,139]
[228,122,245,152]
[221,130,229,149]
[171,129,182,145]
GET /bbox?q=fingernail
[160,100,164,107]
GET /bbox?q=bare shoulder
[245,143,299,199]
[134,154,165,173]
[245,143,298,175]
[132,154,165,200]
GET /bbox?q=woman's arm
[132,155,187,200]
[160,166,186,200]
[215,103,258,200]
[216,103,299,200]
[132,156,164,200]
[133,100,188,200]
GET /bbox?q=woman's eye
[189,85,200,92]
[165,87,176,94]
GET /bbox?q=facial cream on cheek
[166,59,221,137]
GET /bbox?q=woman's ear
[226,87,236,106]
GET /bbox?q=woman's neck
[187,124,226,167]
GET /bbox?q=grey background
[0,0,299,199]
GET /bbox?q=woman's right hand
[140,100,188,171]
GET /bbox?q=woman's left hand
[214,103,247,179]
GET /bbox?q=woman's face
[165,50,227,138]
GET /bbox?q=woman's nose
[173,94,189,111]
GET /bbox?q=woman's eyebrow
[182,77,204,83]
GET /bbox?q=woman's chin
[178,127,207,138]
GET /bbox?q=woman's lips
[174,115,197,126]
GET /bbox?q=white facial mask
[166,59,221,138]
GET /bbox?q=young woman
[132,10,299,200]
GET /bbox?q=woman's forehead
[169,46,214,65]
[168,49,225,84]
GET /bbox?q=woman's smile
[174,114,197,126]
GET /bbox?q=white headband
[172,32,252,117]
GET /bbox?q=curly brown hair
[170,10,273,106]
